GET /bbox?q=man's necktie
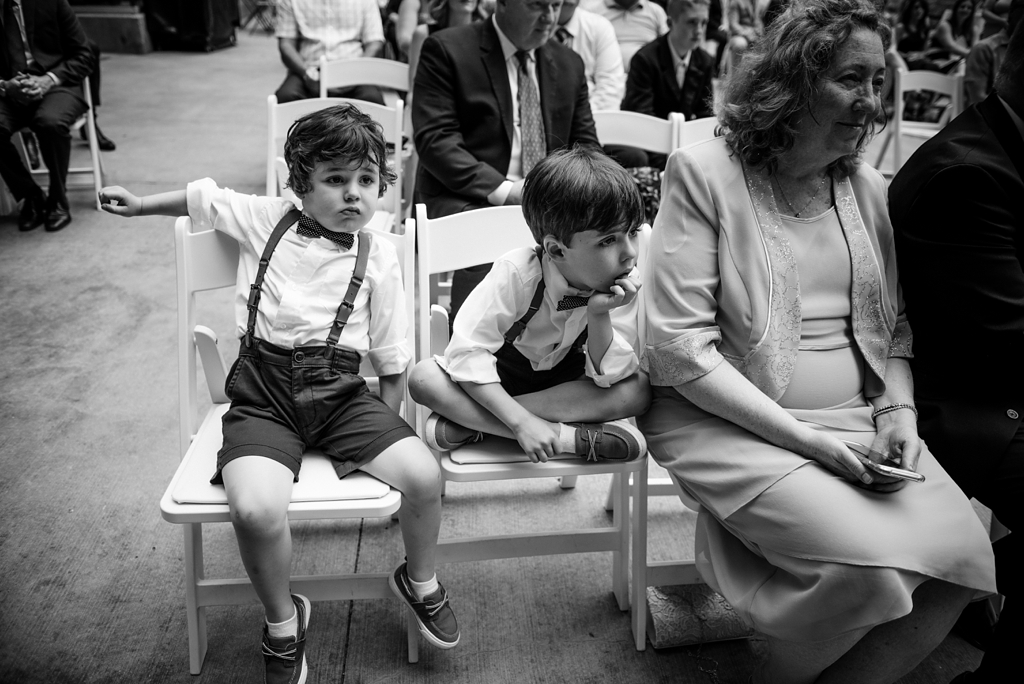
[515,50,546,177]
[676,60,688,90]
[555,26,573,49]
[296,214,355,249]
[556,295,590,311]
[4,0,29,75]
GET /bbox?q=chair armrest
[194,325,229,404]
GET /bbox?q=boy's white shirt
[186,178,410,377]
[441,246,640,389]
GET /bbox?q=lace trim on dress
[889,317,914,358]
[646,329,724,386]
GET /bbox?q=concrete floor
[0,30,970,684]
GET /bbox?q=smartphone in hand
[842,441,926,483]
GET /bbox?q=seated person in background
[621,0,715,168]
[274,0,386,104]
[926,0,981,67]
[705,0,730,73]
[0,0,96,233]
[409,147,650,463]
[581,0,669,72]
[557,0,626,113]
[890,19,1024,681]
[895,0,942,70]
[411,0,599,320]
[726,0,764,71]
[639,1,996,681]
[965,0,1023,105]
[98,104,461,683]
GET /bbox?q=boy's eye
[360,176,374,185]
[628,227,640,237]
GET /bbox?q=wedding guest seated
[726,0,763,72]
[965,0,1022,105]
[638,2,997,681]
[580,0,669,72]
[926,0,981,70]
[621,0,715,169]
[556,0,626,113]
[274,0,386,105]
[895,0,942,70]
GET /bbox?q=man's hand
[13,74,54,102]
[504,179,526,205]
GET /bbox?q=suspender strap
[325,231,372,355]
[503,246,546,344]
[244,209,302,348]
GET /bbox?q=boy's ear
[542,235,567,260]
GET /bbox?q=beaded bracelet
[871,403,918,420]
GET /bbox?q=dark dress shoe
[44,205,72,232]
[82,123,116,151]
[18,193,47,231]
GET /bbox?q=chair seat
[161,404,400,524]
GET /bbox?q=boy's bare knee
[408,359,442,404]
[230,499,288,537]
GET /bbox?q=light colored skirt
[639,386,997,642]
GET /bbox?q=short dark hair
[521,146,645,246]
[716,0,891,177]
[284,104,397,197]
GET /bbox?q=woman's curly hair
[715,0,891,178]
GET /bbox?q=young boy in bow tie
[410,146,651,463]
[99,104,458,684]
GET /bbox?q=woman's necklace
[774,172,829,218]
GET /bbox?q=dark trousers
[0,84,87,207]
[274,72,384,105]
[966,426,1024,682]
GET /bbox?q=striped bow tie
[556,295,590,311]
[296,214,354,249]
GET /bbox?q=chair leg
[605,473,620,512]
[611,468,630,611]
[631,460,649,650]
[873,129,892,170]
[558,475,577,489]
[406,609,419,663]
[183,523,209,674]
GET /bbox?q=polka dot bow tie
[556,295,590,311]
[296,214,354,250]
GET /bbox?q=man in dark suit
[1,0,94,232]
[890,21,1024,684]
[412,0,600,317]
[621,0,714,168]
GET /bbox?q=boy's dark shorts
[212,338,417,484]
[492,340,586,397]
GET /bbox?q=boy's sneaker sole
[262,594,311,684]
[568,419,646,462]
[389,563,460,649]
[424,412,483,452]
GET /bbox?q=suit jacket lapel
[979,94,1024,184]
[536,44,558,151]
[481,21,514,146]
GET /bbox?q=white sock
[408,574,439,600]
[266,607,298,639]
[558,423,577,454]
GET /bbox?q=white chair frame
[413,203,648,611]
[874,67,963,174]
[161,215,418,674]
[593,109,679,153]
[266,94,404,233]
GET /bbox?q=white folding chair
[413,203,648,612]
[266,94,404,233]
[161,215,419,674]
[874,67,963,174]
[318,56,409,107]
[593,109,677,155]
[17,84,104,210]
[673,114,720,149]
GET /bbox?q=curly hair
[284,104,397,198]
[715,0,891,177]
[522,146,645,246]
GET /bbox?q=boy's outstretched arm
[459,381,560,463]
[99,186,188,218]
